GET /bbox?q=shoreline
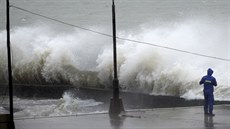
[1,84,230,109]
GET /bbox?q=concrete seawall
[1,84,230,109]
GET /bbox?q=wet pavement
[14,105,230,129]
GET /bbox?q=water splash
[0,18,229,100]
[13,91,103,117]
[97,19,230,100]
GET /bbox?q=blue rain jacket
[199,68,217,94]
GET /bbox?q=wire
[10,5,112,37]
[117,37,230,61]
[10,5,230,62]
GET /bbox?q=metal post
[112,0,118,99]
[109,0,124,115]
[6,0,15,128]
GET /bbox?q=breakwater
[1,84,230,109]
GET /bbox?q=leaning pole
[6,0,15,128]
[109,0,124,115]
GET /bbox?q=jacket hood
[207,68,213,76]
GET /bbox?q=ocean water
[0,0,230,116]
[1,92,104,118]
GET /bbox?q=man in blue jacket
[199,68,217,116]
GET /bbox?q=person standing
[199,68,217,116]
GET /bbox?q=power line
[10,5,230,62]
[10,5,112,37]
[117,37,230,61]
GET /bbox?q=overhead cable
[10,5,111,37]
[117,37,230,61]
[10,5,230,62]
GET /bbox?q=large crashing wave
[0,25,108,86]
[0,19,229,100]
[97,19,230,100]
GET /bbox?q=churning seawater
[0,0,230,117]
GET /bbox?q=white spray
[0,18,229,100]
